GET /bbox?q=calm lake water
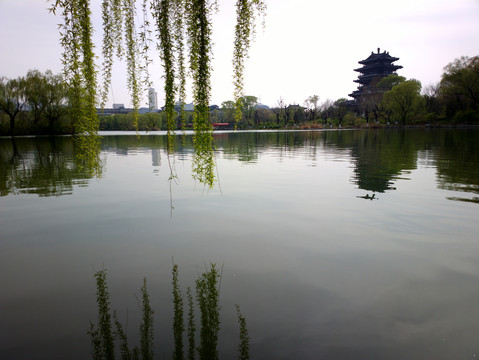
[1,129,479,360]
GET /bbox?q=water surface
[1,129,479,359]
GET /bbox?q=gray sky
[0,0,478,108]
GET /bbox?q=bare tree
[271,97,286,126]
[304,95,320,122]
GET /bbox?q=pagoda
[349,48,403,101]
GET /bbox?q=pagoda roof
[354,63,403,73]
[358,48,400,65]
[354,71,401,83]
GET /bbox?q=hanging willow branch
[123,0,141,130]
[50,0,98,135]
[50,0,266,187]
[152,0,176,152]
[100,0,115,109]
[173,0,187,133]
[186,0,217,187]
[233,0,266,125]
[139,0,153,93]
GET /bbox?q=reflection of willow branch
[167,151,178,217]
[192,133,215,188]
[73,134,103,177]
[214,151,223,196]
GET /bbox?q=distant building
[148,88,158,110]
[349,48,403,101]
[113,103,125,109]
[174,102,194,112]
[97,107,131,115]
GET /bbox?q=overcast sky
[0,0,478,108]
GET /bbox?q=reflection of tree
[3,130,478,201]
[324,130,419,193]
[213,131,324,163]
[434,130,479,203]
[73,135,103,177]
[0,137,96,197]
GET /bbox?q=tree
[376,74,406,90]
[439,56,479,117]
[271,97,286,126]
[320,99,334,124]
[253,107,273,127]
[422,82,441,119]
[233,0,266,124]
[358,75,406,124]
[238,95,258,126]
[24,70,48,125]
[0,76,27,135]
[382,79,423,125]
[43,71,68,132]
[333,98,348,126]
[304,95,320,122]
[221,100,236,123]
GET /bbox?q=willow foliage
[173,0,187,133]
[50,0,98,135]
[123,0,141,130]
[152,0,176,152]
[100,0,147,131]
[236,304,250,360]
[88,269,115,360]
[100,0,116,109]
[186,286,195,360]
[100,0,125,109]
[196,263,221,360]
[139,278,154,360]
[74,134,103,177]
[172,264,184,360]
[50,0,266,187]
[233,0,266,125]
[185,0,217,187]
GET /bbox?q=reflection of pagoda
[349,48,403,101]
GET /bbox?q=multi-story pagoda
[349,48,403,101]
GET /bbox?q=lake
[1,128,479,360]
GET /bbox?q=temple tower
[349,48,403,101]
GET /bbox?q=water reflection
[0,136,93,196]
[73,134,104,177]
[434,130,479,203]
[1,129,478,203]
[1,129,479,360]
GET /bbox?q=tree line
[0,70,71,135]
[355,55,478,127]
[1,55,477,135]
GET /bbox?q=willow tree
[50,0,97,135]
[50,0,102,177]
[184,0,218,186]
[49,0,266,186]
[233,0,266,125]
[173,0,187,132]
[152,0,177,153]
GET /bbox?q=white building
[148,88,158,111]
